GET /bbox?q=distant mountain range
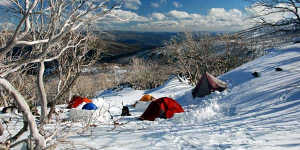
[92,30,223,63]
[96,30,178,47]
[93,30,178,63]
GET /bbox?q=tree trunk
[0,90,8,107]
[0,121,3,136]
[0,78,46,149]
[37,61,48,125]
[47,72,79,120]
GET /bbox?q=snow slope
[2,43,300,150]
[62,43,300,150]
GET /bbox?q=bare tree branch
[248,0,300,27]
[0,0,121,148]
[0,77,46,149]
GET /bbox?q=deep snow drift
[1,43,300,150]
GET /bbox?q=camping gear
[139,94,155,102]
[275,67,283,71]
[139,97,184,121]
[121,106,131,116]
[192,72,227,98]
[67,96,93,108]
[252,72,260,78]
[82,103,98,110]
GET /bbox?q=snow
[134,101,151,112]
[2,43,300,149]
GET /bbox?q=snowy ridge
[1,43,300,149]
[74,43,300,150]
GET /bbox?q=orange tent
[139,94,155,102]
[67,96,92,108]
[133,94,156,108]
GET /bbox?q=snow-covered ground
[2,43,300,150]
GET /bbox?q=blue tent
[82,103,98,110]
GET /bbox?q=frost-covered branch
[0,0,120,148]
[248,0,300,27]
[0,78,46,149]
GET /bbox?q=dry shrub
[162,32,261,85]
[162,33,214,84]
[123,57,174,90]
[44,71,118,104]
[0,72,37,108]
[72,73,117,98]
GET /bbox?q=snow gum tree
[0,0,120,149]
[247,0,300,29]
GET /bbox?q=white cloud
[151,2,160,8]
[152,13,166,20]
[104,10,148,23]
[173,2,182,8]
[0,0,11,6]
[124,0,142,10]
[100,8,250,32]
[168,10,191,19]
[208,8,243,22]
[190,13,203,19]
[209,8,228,18]
[154,9,248,31]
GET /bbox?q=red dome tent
[67,96,92,108]
[139,97,184,121]
[192,72,227,98]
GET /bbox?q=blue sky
[96,0,254,32]
[136,0,249,15]
[0,0,256,32]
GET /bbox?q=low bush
[122,58,176,90]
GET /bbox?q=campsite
[1,0,300,149]
[1,44,300,149]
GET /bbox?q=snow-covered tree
[247,0,300,29]
[0,0,120,149]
